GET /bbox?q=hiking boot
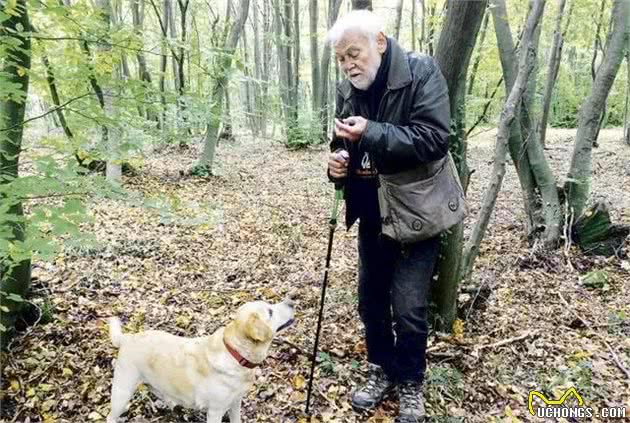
[351,363,395,412]
[396,381,426,422]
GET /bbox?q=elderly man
[326,9,458,423]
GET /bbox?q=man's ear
[376,32,387,54]
[244,313,273,343]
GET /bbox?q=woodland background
[1,0,629,421]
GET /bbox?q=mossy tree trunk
[0,0,33,348]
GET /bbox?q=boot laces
[362,365,389,395]
[399,382,422,408]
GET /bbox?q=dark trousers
[357,220,440,383]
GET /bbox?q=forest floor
[1,128,629,423]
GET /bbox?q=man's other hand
[334,116,368,142]
[328,149,349,179]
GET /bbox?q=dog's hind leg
[227,398,242,423]
[107,361,140,423]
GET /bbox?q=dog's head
[224,298,296,364]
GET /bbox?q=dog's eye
[268,309,273,318]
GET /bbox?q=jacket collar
[338,37,412,100]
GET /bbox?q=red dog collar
[223,339,259,369]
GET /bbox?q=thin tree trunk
[293,0,300,116]
[394,0,404,41]
[0,0,32,347]
[431,0,487,332]
[624,48,630,146]
[252,0,265,134]
[94,0,121,182]
[518,11,563,248]
[538,0,569,146]
[220,87,233,141]
[590,0,608,146]
[42,56,73,140]
[218,1,235,141]
[419,0,425,53]
[319,0,343,139]
[491,0,543,239]
[566,0,629,218]
[284,0,296,123]
[427,1,436,56]
[150,0,170,129]
[461,0,545,282]
[261,0,272,136]
[132,0,152,85]
[241,16,257,135]
[351,0,372,9]
[198,0,250,172]
[273,0,290,123]
[411,0,416,51]
[467,8,489,96]
[310,0,320,112]
[168,0,178,94]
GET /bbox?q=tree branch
[0,93,91,132]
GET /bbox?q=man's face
[334,30,386,90]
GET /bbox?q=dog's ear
[244,313,273,343]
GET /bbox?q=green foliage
[425,366,465,403]
[318,351,336,375]
[464,0,628,134]
[283,109,324,150]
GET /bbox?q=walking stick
[305,186,343,415]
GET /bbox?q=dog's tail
[108,317,125,348]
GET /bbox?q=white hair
[326,10,386,46]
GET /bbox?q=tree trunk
[252,0,266,135]
[197,0,250,173]
[168,0,179,94]
[151,0,170,129]
[219,87,234,142]
[42,56,74,140]
[538,0,568,147]
[283,0,296,124]
[132,0,152,85]
[431,0,487,332]
[624,48,630,146]
[293,0,300,116]
[427,1,436,56]
[467,8,489,96]
[411,0,416,51]
[519,6,562,247]
[462,0,545,282]
[394,0,404,41]
[319,0,343,139]
[241,14,257,135]
[419,0,426,53]
[566,0,629,218]
[261,0,272,135]
[310,0,320,112]
[93,0,121,182]
[273,0,290,124]
[590,0,609,147]
[0,0,32,347]
[351,0,372,10]
[491,0,546,240]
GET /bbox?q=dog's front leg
[205,409,223,423]
[227,398,242,423]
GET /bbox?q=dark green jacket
[331,38,451,229]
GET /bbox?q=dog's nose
[284,298,296,308]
